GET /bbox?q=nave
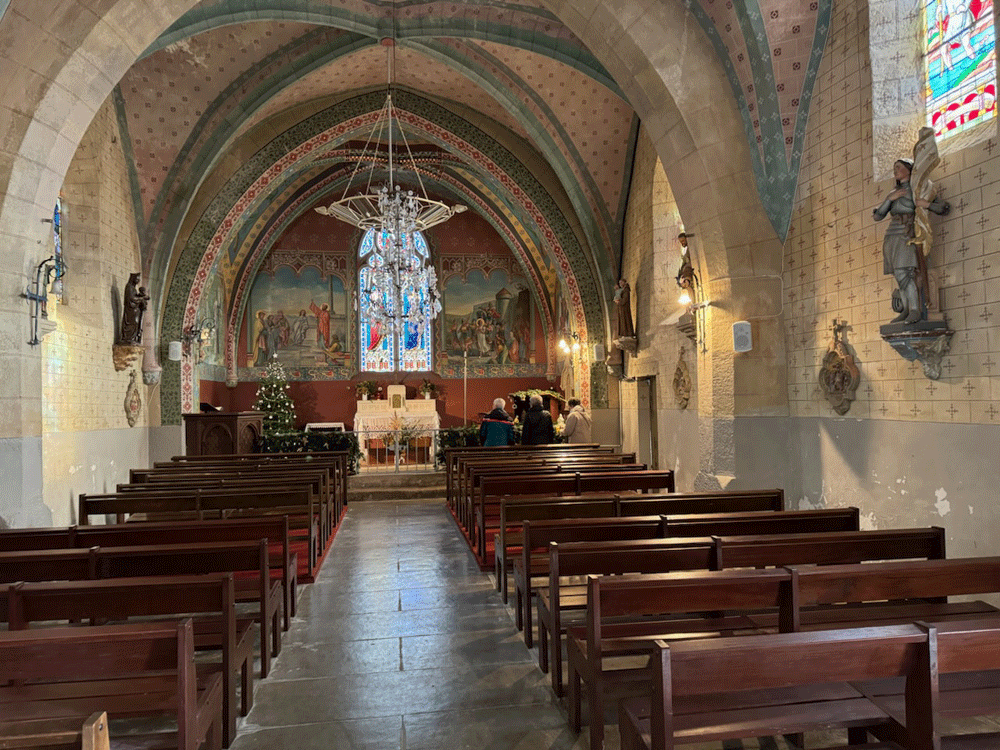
[232,499,588,750]
[231,499,863,750]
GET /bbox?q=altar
[354,385,440,456]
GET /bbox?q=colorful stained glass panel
[925,0,997,137]
[357,228,434,373]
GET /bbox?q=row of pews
[444,444,1000,750]
[0,450,350,750]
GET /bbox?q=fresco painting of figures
[441,269,534,367]
[248,265,350,368]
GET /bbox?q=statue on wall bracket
[875,127,953,380]
[819,319,860,415]
[113,272,148,371]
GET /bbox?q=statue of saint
[873,128,950,324]
[614,278,635,339]
[119,273,149,344]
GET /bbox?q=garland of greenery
[259,430,363,475]
[509,388,565,402]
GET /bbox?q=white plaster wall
[42,429,148,526]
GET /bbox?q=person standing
[479,398,514,446]
[562,398,592,444]
[520,393,554,445]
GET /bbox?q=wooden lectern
[183,411,264,456]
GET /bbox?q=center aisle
[231,499,592,750]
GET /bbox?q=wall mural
[199,271,225,368]
[438,268,546,378]
[247,264,351,370]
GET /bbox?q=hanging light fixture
[314,8,465,339]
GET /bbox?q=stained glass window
[357,227,434,372]
[925,0,997,137]
[52,196,64,303]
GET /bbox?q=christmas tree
[253,357,296,436]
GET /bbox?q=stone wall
[619,129,702,488]
[37,100,149,526]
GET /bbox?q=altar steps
[347,471,447,503]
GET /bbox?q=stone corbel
[880,320,953,380]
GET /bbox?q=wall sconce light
[675,232,711,351]
[558,331,581,355]
[23,254,67,346]
[169,319,216,363]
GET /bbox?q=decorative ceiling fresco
[109,0,834,379]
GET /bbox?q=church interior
[2,0,1000,748]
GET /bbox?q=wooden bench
[0,711,111,750]
[474,470,675,563]
[0,516,299,629]
[166,450,350,516]
[520,507,859,653]
[494,498,620,602]
[78,485,322,575]
[2,573,253,746]
[444,444,606,508]
[0,620,224,750]
[618,627,924,750]
[559,526,947,744]
[617,488,784,515]
[0,539,283,679]
[459,455,639,531]
[131,465,337,538]
[492,488,786,601]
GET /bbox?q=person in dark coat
[520,393,554,445]
[479,398,514,446]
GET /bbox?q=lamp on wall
[558,331,581,356]
[674,232,710,351]
[23,254,67,346]
[168,319,216,363]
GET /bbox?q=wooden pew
[494,498,620,602]
[458,455,638,531]
[131,465,336,536]
[474,470,675,563]
[491,488,786,601]
[617,488,784,515]
[519,507,860,652]
[0,711,111,750]
[559,526,947,741]
[444,444,606,508]
[0,516,299,629]
[2,574,252,746]
[618,628,923,750]
[0,539,283,679]
[167,450,350,516]
[875,618,1000,749]
[78,485,322,575]
[0,620,224,750]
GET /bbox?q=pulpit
[183,411,264,456]
[354,385,440,461]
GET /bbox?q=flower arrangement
[418,378,436,396]
[355,380,378,398]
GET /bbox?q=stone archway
[0,0,785,513]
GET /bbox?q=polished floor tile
[237,499,592,750]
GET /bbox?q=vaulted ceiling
[101,0,831,367]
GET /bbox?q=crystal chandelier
[314,27,464,338]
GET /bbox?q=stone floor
[227,499,1000,750]
[231,499,590,750]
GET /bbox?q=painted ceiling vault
[107,0,833,370]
